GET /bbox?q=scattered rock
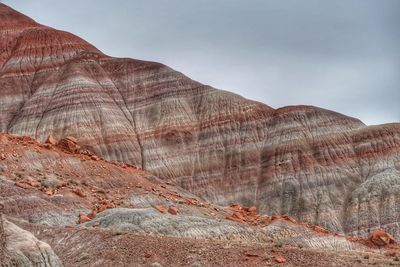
[91,155,100,161]
[97,204,108,213]
[274,256,287,263]
[26,179,40,187]
[154,205,167,213]
[87,210,97,219]
[225,203,269,226]
[168,206,179,215]
[79,214,92,224]
[73,188,86,198]
[96,199,114,213]
[369,229,395,247]
[15,181,29,189]
[57,137,80,153]
[0,153,5,160]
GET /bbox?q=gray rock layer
[85,208,363,251]
[0,215,62,267]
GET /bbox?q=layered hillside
[1,2,399,241]
[3,132,395,266]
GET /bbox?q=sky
[2,0,399,125]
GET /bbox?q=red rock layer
[0,3,399,239]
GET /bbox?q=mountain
[1,2,399,243]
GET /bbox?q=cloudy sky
[3,0,399,125]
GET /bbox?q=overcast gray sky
[3,0,399,125]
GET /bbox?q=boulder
[57,137,80,153]
[167,206,179,215]
[369,229,395,247]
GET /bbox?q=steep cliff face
[0,3,399,239]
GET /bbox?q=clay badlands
[0,3,399,267]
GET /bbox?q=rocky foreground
[0,132,399,266]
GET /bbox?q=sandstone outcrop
[0,3,399,242]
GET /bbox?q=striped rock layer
[0,4,399,238]
[0,133,366,256]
